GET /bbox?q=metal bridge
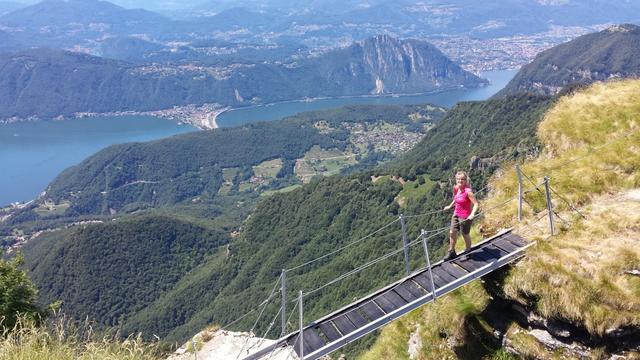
[223,164,581,360]
[243,228,533,360]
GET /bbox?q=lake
[0,116,196,205]
[0,69,516,206]
[217,69,517,127]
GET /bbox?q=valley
[0,1,639,359]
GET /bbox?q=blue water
[0,69,516,206]
[217,69,517,127]
[0,116,196,205]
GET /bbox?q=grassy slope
[359,80,640,359]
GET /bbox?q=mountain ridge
[497,24,640,96]
[0,36,485,120]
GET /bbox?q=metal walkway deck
[244,229,533,360]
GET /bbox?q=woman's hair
[455,170,471,187]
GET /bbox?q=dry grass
[502,192,640,335]
[481,80,640,335]
[0,315,161,360]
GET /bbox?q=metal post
[420,229,438,299]
[516,165,523,222]
[298,290,304,360]
[280,269,286,336]
[399,214,410,275]
[543,176,555,236]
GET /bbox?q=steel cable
[285,217,401,273]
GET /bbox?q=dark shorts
[450,215,472,235]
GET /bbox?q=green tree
[0,253,41,330]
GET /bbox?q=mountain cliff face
[497,24,640,96]
[0,36,485,120]
[315,35,486,95]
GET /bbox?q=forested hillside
[45,119,337,215]
[34,104,442,217]
[387,93,553,186]
[15,94,552,348]
[3,103,444,345]
[23,215,229,329]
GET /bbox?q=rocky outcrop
[167,330,293,360]
[478,270,640,359]
[330,34,488,95]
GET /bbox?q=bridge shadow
[451,266,522,359]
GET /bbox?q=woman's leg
[462,233,472,251]
[461,219,472,251]
[449,229,458,251]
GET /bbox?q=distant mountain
[98,36,167,62]
[0,0,169,30]
[201,7,282,28]
[0,29,20,51]
[190,0,640,38]
[309,35,486,94]
[0,1,23,16]
[100,36,306,65]
[497,24,640,96]
[0,36,485,120]
[0,0,173,49]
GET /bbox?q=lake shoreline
[0,83,488,131]
[0,104,230,130]
[215,84,484,124]
[217,69,518,128]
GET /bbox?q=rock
[469,155,498,171]
[407,324,422,360]
[547,320,571,338]
[528,329,591,358]
[526,312,547,328]
[166,330,293,360]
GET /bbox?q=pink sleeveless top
[453,186,472,219]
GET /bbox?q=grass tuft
[0,314,161,360]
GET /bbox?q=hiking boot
[443,250,457,261]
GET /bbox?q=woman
[443,171,478,261]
